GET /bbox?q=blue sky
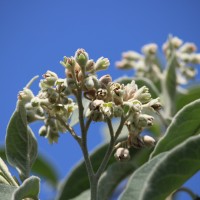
[1,0,200,199]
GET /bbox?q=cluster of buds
[18,49,160,152]
[18,71,77,144]
[116,36,200,85]
[116,43,162,82]
[163,36,200,84]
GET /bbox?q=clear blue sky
[1,1,200,199]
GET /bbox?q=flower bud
[67,78,77,90]
[89,99,104,111]
[96,88,107,100]
[113,105,123,117]
[142,43,158,56]
[42,71,58,87]
[75,48,89,69]
[99,74,112,87]
[18,88,34,103]
[115,60,133,70]
[114,148,130,161]
[122,51,142,61]
[138,114,154,127]
[95,57,110,71]
[100,102,113,117]
[85,59,95,72]
[60,56,76,69]
[134,86,151,104]
[142,135,155,147]
[179,43,197,53]
[84,76,95,90]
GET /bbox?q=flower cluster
[116,36,200,85]
[17,49,160,153]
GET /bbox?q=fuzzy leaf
[162,54,177,116]
[97,148,151,200]
[120,135,200,200]
[0,184,17,200]
[12,176,40,200]
[0,147,58,186]
[151,99,200,158]
[6,101,38,181]
[70,190,90,200]
[176,85,200,111]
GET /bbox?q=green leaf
[12,176,40,200]
[6,101,38,181]
[56,139,152,200]
[151,99,200,158]
[115,76,159,98]
[98,148,151,200]
[0,184,17,200]
[176,85,200,111]
[0,146,58,187]
[70,190,90,200]
[120,135,200,200]
[0,157,18,186]
[161,54,177,116]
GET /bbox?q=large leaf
[97,148,151,200]
[12,176,40,200]
[6,101,38,181]
[0,184,17,200]
[0,147,58,187]
[151,99,200,158]
[176,85,200,111]
[115,76,159,98]
[70,190,90,200]
[56,140,152,200]
[161,54,177,117]
[120,135,200,200]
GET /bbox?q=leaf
[56,140,152,200]
[120,135,200,200]
[151,99,200,158]
[0,184,17,200]
[176,85,200,111]
[0,146,58,187]
[70,190,90,200]
[97,148,151,200]
[115,76,159,98]
[161,54,177,116]
[0,157,18,186]
[6,101,38,181]
[12,176,40,200]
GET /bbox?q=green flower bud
[60,56,76,69]
[113,105,123,117]
[75,48,89,69]
[101,102,113,117]
[134,86,151,103]
[67,78,77,90]
[138,114,154,127]
[18,88,34,103]
[42,71,58,87]
[95,57,110,71]
[142,43,158,56]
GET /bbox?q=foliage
[1,36,200,200]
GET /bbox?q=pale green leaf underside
[6,101,38,181]
[120,135,200,200]
[12,176,40,200]
[0,184,17,200]
[151,99,200,158]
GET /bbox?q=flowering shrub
[1,36,200,200]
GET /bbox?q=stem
[25,75,39,89]
[96,117,126,179]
